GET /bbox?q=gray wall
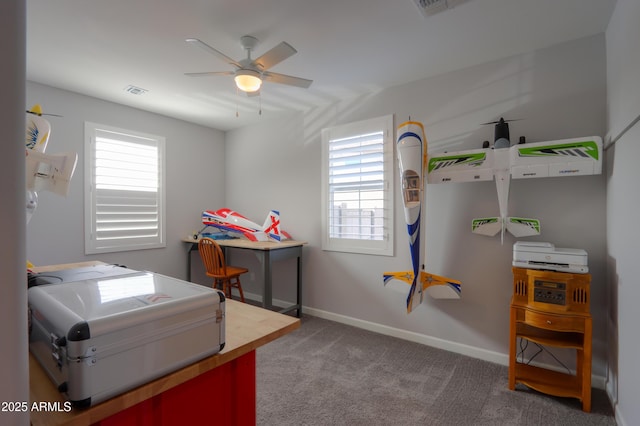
[25,82,226,279]
[226,35,608,379]
[0,1,29,425]
[605,1,640,425]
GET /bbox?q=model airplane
[24,104,78,223]
[427,118,602,243]
[200,208,292,242]
[383,121,461,314]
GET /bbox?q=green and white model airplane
[427,118,602,243]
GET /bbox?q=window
[84,122,166,254]
[321,115,394,256]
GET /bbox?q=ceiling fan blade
[263,71,313,88]
[186,38,241,68]
[184,71,235,77]
[253,42,297,71]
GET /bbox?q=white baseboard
[615,410,628,426]
[302,306,607,391]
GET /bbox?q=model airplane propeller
[427,117,603,243]
[26,104,63,117]
[184,36,313,94]
[480,117,521,148]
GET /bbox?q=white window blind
[85,122,166,254]
[321,115,394,256]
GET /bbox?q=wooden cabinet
[509,267,592,412]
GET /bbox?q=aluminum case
[29,271,225,407]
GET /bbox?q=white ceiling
[26,0,616,131]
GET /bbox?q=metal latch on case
[50,333,66,369]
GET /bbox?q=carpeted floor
[257,315,616,426]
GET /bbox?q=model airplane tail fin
[25,150,78,197]
[419,272,462,299]
[506,217,541,238]
[383,271,421,313]
[471,217,502,237]
[262,210,289,241]
[383,271,414,286]
[472,216,540,243]
[384,270,461,312]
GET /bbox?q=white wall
[606,0,640,144]
[226,35,608,378]
[605,1,640,425]
[25,82,227,280]
[0,1,29,425]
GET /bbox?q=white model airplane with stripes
[427,118,602,243]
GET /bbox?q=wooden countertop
[29,296,300,425]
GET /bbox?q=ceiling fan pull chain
[236,86,239,118]
[259,92,262,116]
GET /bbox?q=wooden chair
[198,237,248,302]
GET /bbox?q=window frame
[84,122,166,254]
[321,114,394,256]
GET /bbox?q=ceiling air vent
[413,0,469,17]
[124,85,148,95]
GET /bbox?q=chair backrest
[198,238,227,278]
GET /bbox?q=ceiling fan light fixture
[234,70,262,92]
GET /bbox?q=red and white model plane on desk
[200,208,292,242]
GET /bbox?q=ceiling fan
[184,36,313,94]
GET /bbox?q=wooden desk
[29,262,300,425]
[508,267,592,412]
[185,237,307,317]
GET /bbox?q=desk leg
[262,251,273,311]
[296,254,302,318]
[187,243,195,282]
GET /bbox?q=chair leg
[235,278,245,303]
[224,281,232,300]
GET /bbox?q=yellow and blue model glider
[383,121,461,313]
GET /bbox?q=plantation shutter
[321,115,394,256]
[85,123,166,254]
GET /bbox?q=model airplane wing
[427,135,602,241]
[427,148,495,184]
[509,136,602,179]
[25,149,77,197]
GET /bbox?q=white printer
[512,241,588,273]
